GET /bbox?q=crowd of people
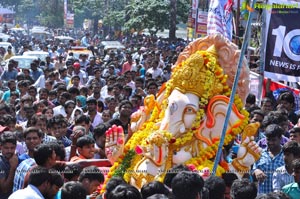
[1,26,300,199]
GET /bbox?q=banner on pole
[264,0,300,82]
[207,0,233,40]
[196,10,208,36]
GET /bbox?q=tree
[37,0,64,28]
[124,0,169,34]
[72,0,105,33]
[169,0,177,41]
[123,0,189,38]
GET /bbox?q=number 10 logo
[272,25,300,61]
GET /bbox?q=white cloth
[33,75,46,89]
[207,0,233,40]
[9,184,45,199]
[53,105,67,117]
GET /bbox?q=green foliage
[103,11,125,31]
[113,149,136,178]
[15,0,37,24]
[177,0,190,23]
[72,0,105,29]
[123,0,169,34]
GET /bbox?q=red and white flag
[207,0,233,40]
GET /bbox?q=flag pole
[212,0,257,175]
[257,8,267,105]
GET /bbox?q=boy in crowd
[78,166,104,197]
[171,171,204,199]
[290,127,300,144]
[253,124,285,194]
[273,141,300,191]
[93,123,107,159]
[70,136,95,162]
[282,158,300,199]
[0,132,18,199]
[230,179,257,199]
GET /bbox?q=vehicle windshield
[12,57,37,69]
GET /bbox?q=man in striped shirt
[273,141,300,192]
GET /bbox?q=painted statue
[103,34,262,190]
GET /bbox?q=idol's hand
[232,136,261,171]
[105,125,124,164]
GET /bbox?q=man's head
[24,127,43,152]
[49,141,66,161]
[61,181,87,199]
[75,114,91,134]
[171,171,204,199]
[21,95,34,107]
[48,115,64,139]
[278,91,295,112]
[104,176,127,198]
[112,83,123,97]
[24,104,36,120]
[71,75,80,86]
[265,124,284,152]
[245,93,256,109]
[78,166,104,194]
[283,141,300,171]
[290,127,300,144]
[8,62,14,71]
[204,176,226,199]
[30,61,38,71]
[146,81,158,96]
[63,163,82,182]
[108,184,142,199]
[46,169,64,199]
[28,166,52,195]
[0,131,16,160]
[7,80,16,91]
[33,143,56,167]
[76,136,95,159]
[230,179,257,199]
[141,181,170,199]
[222,173,238,199]
[118,100,133,118]
[260,97,274,114]
[93,123,107,149]
[92,82,101,93]
[73,62,81,71]
[7,45,12,52]
[86,97,97,113]
[249,109,265,125]
[59,92,71,106]
[292,158,300,186]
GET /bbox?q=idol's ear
[195,95,245,145]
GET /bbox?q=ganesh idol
[103,34,262,189]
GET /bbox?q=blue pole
[212,0,257,175]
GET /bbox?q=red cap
[73,62,80,68]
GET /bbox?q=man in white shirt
[53,92,72,117]
[85,97,103,128]
[146,60,162,79]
